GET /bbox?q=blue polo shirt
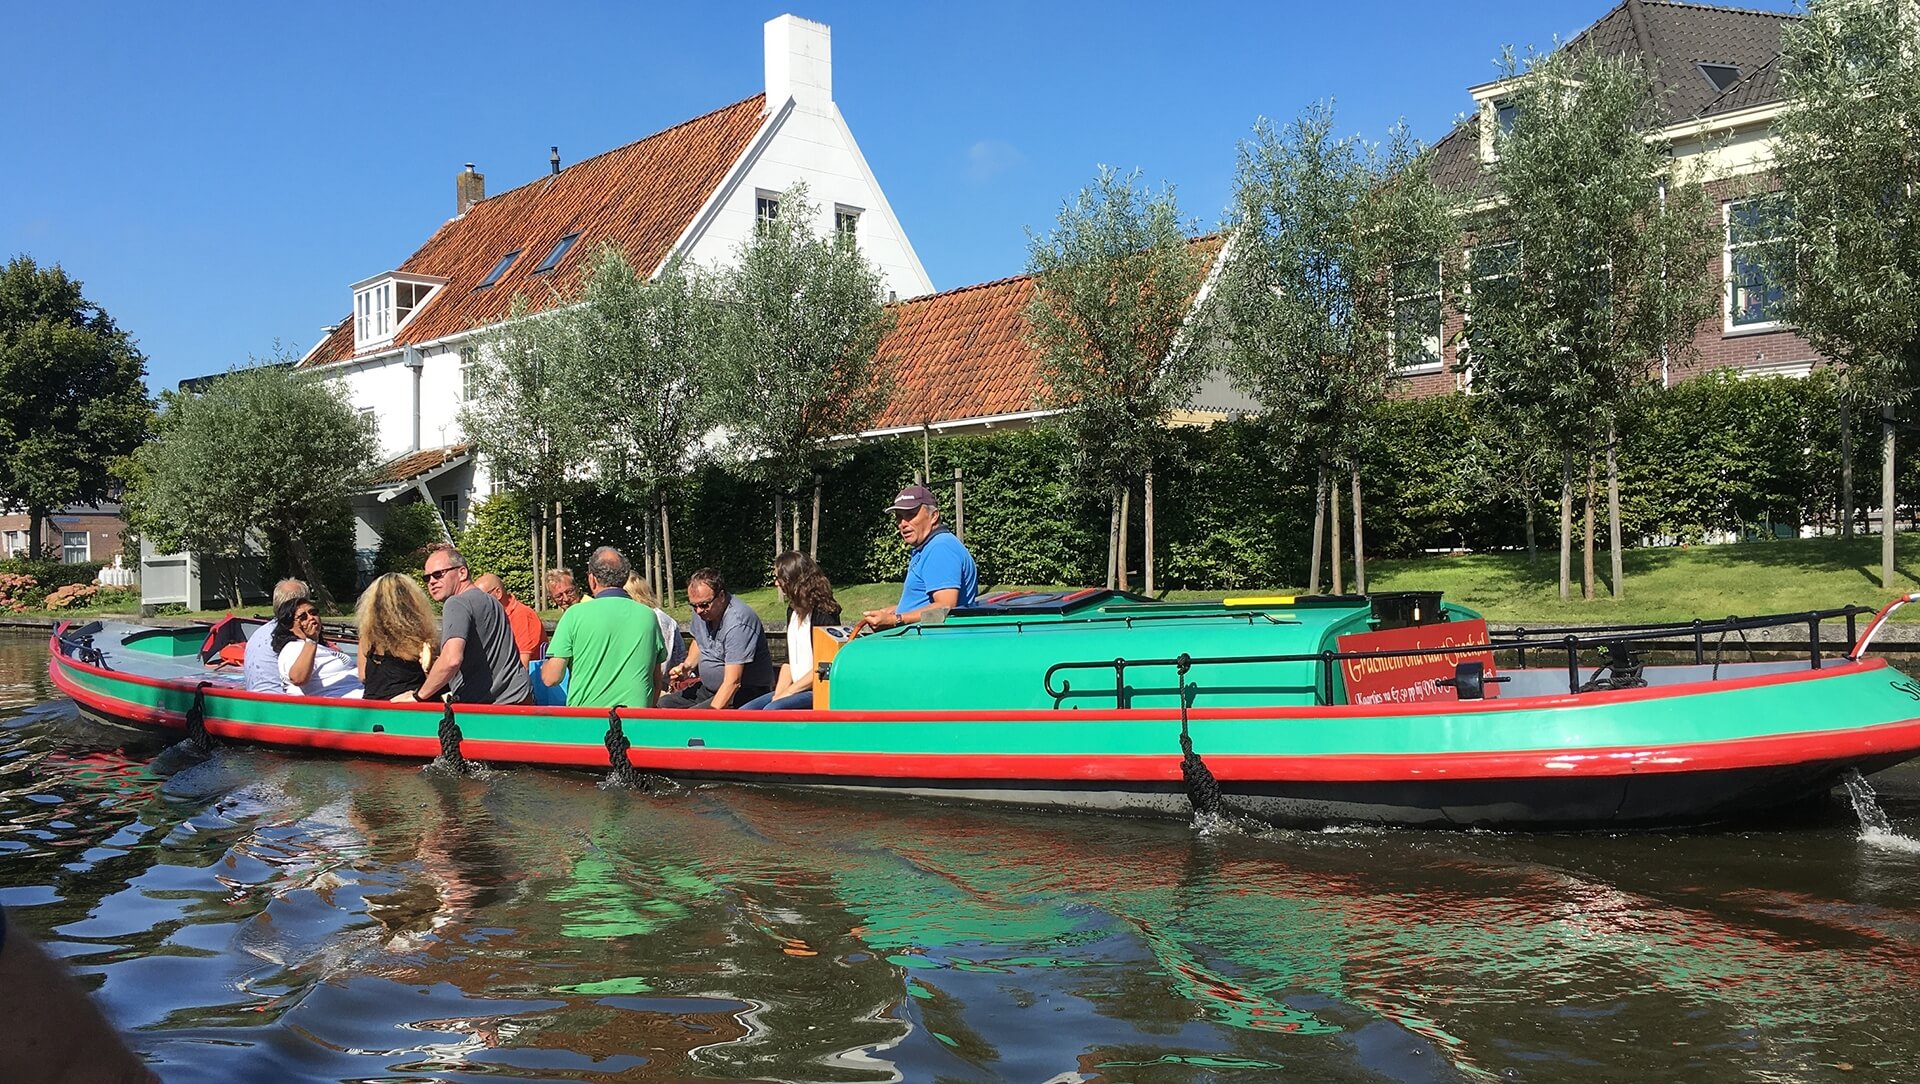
[898,529,978,613]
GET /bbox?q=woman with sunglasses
[271,597,365,698]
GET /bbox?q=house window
[460,348,481,402]
[478,250,520,289]
[1462,241,1521,384]
[394,281,433,326]
[755,192,780,233]
[1391,259,1443,372]
[62,531,90,563]
[1494,100,1519,135]
[439,495,460,531]
[835,206,861,240]
[534,232,580,274]
[1727,196,1789,330]
[352,274,443,350]
[2,529,24,557]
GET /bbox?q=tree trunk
[285,532,332,611]
[1349,467,1367,595]
[659,494,677,609]
[1329,475,1344,596]
[1559,451,1573,602]
[641,507,657,599]
[531,515,543,610]
[1883,405,1897,590]
[952,469,965,543]
[1841,406,1854,541]
[1117,485,1132,591]
[1105,488,1121,590]
[1144,470,1156,598]
[538,514,548,611]
[773,492,783,568]
[1582,456,1596,602]
[1524,481,1538,567]
[810,477,822,559]
[791,492,802,554]
[555,500,566,582]
[1308,467,1327,594]
[1608,428,1623,601]
[27,507,47,561]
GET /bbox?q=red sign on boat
[1336,619,1497,705]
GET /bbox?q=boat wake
[1840,769,1920,853]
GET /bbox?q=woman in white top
[624,573,688,673]
[272,597,366,699]
[738,552,839,711]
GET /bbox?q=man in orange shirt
[477,573,545,665]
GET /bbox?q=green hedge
[0,559,106,591]
[456,370,1900,594]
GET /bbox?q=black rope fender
[1174,654,1222,817]
[435,693,472,775]
[185,682,216,753]
[603,707,642,789]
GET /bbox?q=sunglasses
[425,564,466,583]
[689,595,719,611]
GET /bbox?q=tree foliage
[1026,166,1207,490]
[1768,0,1920,407]
[460,294,595,507]
[708,183,897,494]
[1214,105,1458,470]
[564,246,719,495]
[0,255,151,557]
[123,359,378,607]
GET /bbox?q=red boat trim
[50,650,1920,784]
[44,628,1898,725]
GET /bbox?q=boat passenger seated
[740,552,840,711]
[354,573,437,701]
[272,598,364,699]
[242,578,309,692]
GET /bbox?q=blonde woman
[624,572,688,673]
[355,572,439,701]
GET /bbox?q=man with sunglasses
[660,567,771,709]
[400,543,533,706]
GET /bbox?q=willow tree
[1213,105,1457,593]
[1466,46,1718,601]
[1027,167,1207,591]
[563,246,719,604]
[460,295,594,605]
[124,359,377,608]
[1767,0,1920,589]
[708,183,896,562]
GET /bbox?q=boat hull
[48,625,1920,828]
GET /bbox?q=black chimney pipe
[550,146,560,175]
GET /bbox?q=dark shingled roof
[1429,1,1798,195]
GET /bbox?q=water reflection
[3,631,1919,1082]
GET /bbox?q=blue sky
[2,0,1798,391]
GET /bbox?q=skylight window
[534,232,580,274]
[478,249,520,289]
[1699,63,1742,92]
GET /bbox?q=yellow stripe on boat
[1223,595,1296,607]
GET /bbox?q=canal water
[4,632,1919,1083]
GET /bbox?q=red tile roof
[870,273,1044,430]
[369,443,471,487]
[870,236,1223,430]
[304,95,769,367]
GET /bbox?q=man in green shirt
[540,546,664,708]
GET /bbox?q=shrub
[460,493,535,601]
[0,572,40,613]
[375,501,447,580]
[0,559,106,591]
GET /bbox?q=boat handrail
[1043,605,1875,707]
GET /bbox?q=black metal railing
[1041,606,1874,708]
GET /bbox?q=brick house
[1400,0,1815,397]
[0,503,126,564]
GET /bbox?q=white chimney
[765,14,832,113]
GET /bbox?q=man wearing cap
[860,484,979,632]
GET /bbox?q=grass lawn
[22,534,1920,628]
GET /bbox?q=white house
[296,14,932,563]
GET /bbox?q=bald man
[477,573,544,665]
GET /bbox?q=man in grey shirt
[661,567,772,709]
[396,543,533,706]
[243,578,309,692]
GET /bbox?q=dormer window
[351,272,447,352]
[1494,99,1519,134]
[1699,63,1742,92]
[534,232,580,274]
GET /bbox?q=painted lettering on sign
[1336,619,1497,705]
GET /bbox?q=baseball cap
[887,485,936,513]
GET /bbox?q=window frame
[477,249,521,290]
[61,531,90,564]
[755,191,780,234]
[1724,196,1790,334]
[533,232,580,275]
[834,205,861,240]
[1390,257,1446,375]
